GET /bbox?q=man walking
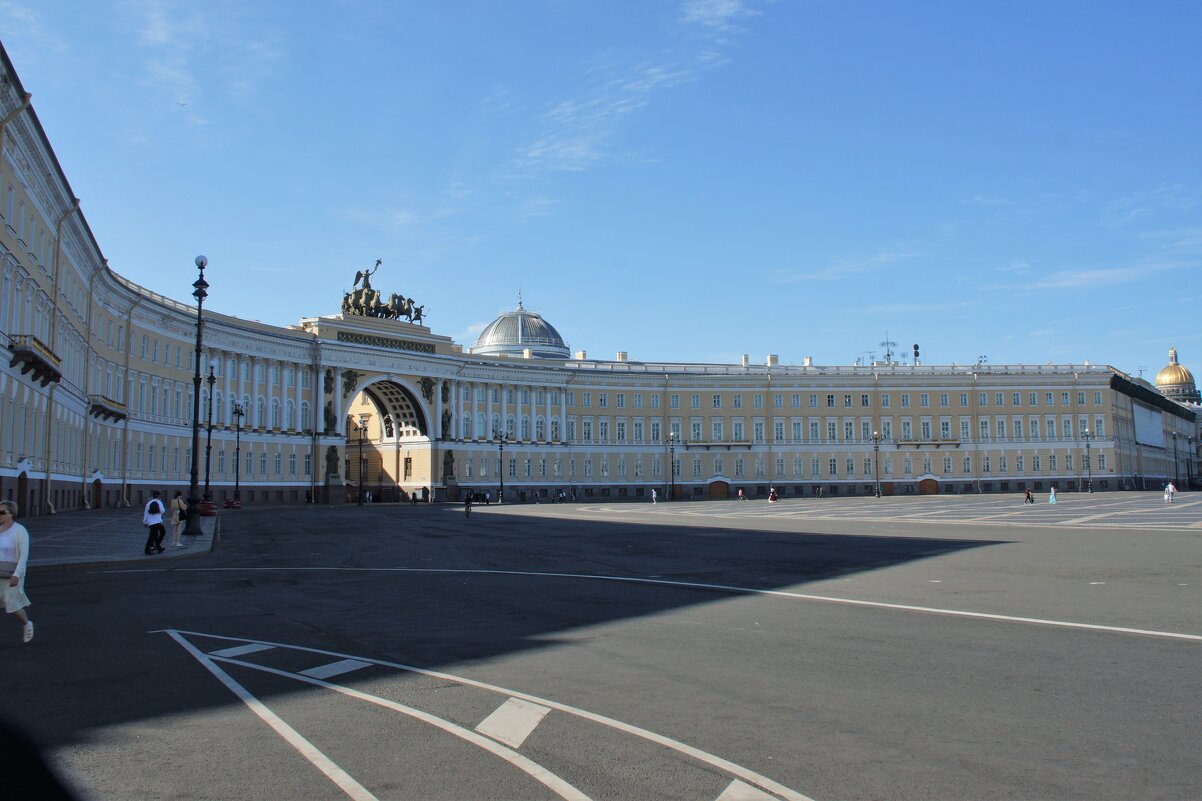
[143,491,166,555]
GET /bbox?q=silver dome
[471,302,569,359]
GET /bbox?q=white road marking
[171,629,816,801]
[170,631,594,801]
[210,643,275,658]
[165,631,379,801]
[176,568,1202,643]
[717,778,782,800]
[300,658,372,679]
[476,697,552,748]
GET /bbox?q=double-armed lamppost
[232,402,244,502]
[357,415,369,505]
[871,430,883,497]
[184,255,209,536]
[203,365,216,501]
[493,426,508,503]
[1086,423,1096,493]
[666,430,679,501]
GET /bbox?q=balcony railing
[8,334,62,387]
[89,395,128,422]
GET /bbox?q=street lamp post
[1083,428,1094,493]
[203,365,216,501]
[232,403,244,502]
[184,255,209,536]
[493,427,508,503]
[871,430,882,498]
[357,416,369,505]
[667,431,679,501]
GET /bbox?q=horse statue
[387,293,412,321]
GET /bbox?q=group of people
[1164,482,1178,503]
[142,490,189,554]
[1023,486,1058,504]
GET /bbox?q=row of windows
[125,445,313,478]
[554,389,1108,411]
[454,451,1110,481]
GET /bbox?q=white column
[292,361,302,432]
[434,378,444,440]
[500,383,508,437]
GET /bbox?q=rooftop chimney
[767,354,779,366]
[574,350,587,360]
[803,356,813,367]
[616,351,628,362]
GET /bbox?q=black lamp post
[203,365,216,501]
[494,426,508,503]
[871,430,882,497]
[1083,427,1094,493]
[667,430,679,501]
[357,416,368,505]
[232,402,244,502]
[184,255,208,536]
[1188,436,1195,488]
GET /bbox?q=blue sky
[2,0,1199,381]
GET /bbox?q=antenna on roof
[880,333,896,365]
[517,288,524,310]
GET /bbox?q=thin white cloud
[682,0,760,32]
[768,244,921,284]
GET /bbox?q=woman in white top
[0,500,33,643]
[169,491,187,547]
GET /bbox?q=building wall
[2,46,1198,517]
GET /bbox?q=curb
[27,514,221,575]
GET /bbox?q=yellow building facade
[1,44,1198,515]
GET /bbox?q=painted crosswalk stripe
[300,659,372,679]
[716,778,780,800]
[209,643,275,658]
[476,697,552,748]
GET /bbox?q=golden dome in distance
[1155,346,1200,402]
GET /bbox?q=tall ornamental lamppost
[871,430,883,498]
[232,402,244,502]
[667,430,679,501]
[493,426,508,503]
[1082,427,1094,494]
[357,415,369,505]
[184,255,209,536]
[203,365,216,501]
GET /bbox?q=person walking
[169,491,187,547]
[143,491,167,554]
[1024,487,1033,504]
[651,488,657,504]
[0,500,34,643]
[464,492,472,518]
[1168,481,1177,502]
[1049,486,1057,505]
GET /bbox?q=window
[920,393,929,407]
[690,421,702,440]
[1077,391,1086,405]
[881,394,891,408]
[1029,392,1037,406]
[829,458,838,476]
[632,394,642,408]
[1049,454,1057,471]
[809,394,818,408]
[582,392,591,408]
[827,421,837,440]
[775,421,785,442]
[713,394,722,408]
[826,394,835,407]
[616,393,625,408]
[712,420,724,441]
[733,394,743,408]
[1061,392,1070,406]
[995,392,1004,406]
[901,394,910,407]
[809,421,819,440]
[963,456,971,473]
[844,421,854,440]
[598,393,608,408]
[843,394,852,407]
[902,420,912,439]
[940,393,949,407]
[861,394,870,407]
[1093,391,1102,405]
[1033,455,1041,471]
[1013,392,1021,406]
[754,422,764,442]
[670,394,680,409]
[960,393,969,407]
[754,394,763,409]
[941,420,951,438]
[921,421,931,439]
[979,393,988,406]
[775,394,783,408]
[650,394,660,409]
[794,394,802,408]
[691,394,700,409]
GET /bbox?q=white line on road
[210,643,275,658]
[476,697,552,748]
[175,567,1202,642]
[165,630,380,801]
[171,629,815,801]
[300,658,372,679]
[717,778,783,800]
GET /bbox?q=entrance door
[92,479,103,509]
[17,472,29,517]
[918,478,938,495]
[708,480,729,499]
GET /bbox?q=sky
[1,0,1199,382]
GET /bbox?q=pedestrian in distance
[1168,482,1177,502]
[464,492,472,518]
[651,488,657,504]
[1048,486,1057,505]
[1024,487,1033,504]
[0,500,34,644]
[1163,483,1171,503]
[169,491,187,547]
[143,491,167,554]
[485,490,491,505]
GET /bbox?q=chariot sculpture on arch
[340,259,428,323]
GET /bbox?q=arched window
[285,400,295,430]
[271,399,281,429]
[551,419,560,441]
[300,402,310,431]
[256,398,265,428]
[520,416,530,440]
[535,417,545,441]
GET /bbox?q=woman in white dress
[0,500,33,643]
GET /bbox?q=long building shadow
[0,503,1009,762]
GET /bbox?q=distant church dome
[1155,346,1200,403]
[471,300,569,359]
